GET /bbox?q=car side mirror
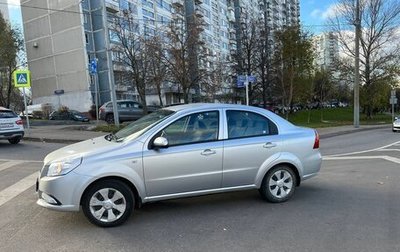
[153,136,169,149]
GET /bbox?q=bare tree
[0,13,24,108]
[111,14,152,113]
[146,35,167,107]
[329,0,400,117]
[232,12,260,104]
[160,5,206,104]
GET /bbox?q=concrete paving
[21,122,391,144]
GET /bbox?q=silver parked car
[36,103,322,227]
[0,107,25,144]
[99,100,144,124]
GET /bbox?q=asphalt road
[1,128,400,252]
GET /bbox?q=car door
[131,102,144,120]
[118,102,130,121]
[142,110,223,197]
[222,110,282,187]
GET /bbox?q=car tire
[105,114,114,124]
[8,137,21,144]
[82,180,134,227]
[259,165,297,203]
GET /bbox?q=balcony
[195,8,205,18]
[105,0,119,13]
[172,0,184,8]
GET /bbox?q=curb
[22,124,391,144]
[319,124,390,139]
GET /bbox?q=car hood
[44,136,120,165]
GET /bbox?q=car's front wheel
[82,180,134,227]
[8,137,21,144]
[259,165,297,203]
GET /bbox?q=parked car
[99,100,157,124]
[0,107,24,144]
[392,117,400,132]
[49,110,90,122]
[36,103,322,227]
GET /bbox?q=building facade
[313,32,339,71]
[0,0,9,21]
[21,0,300,111]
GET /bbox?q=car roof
[0,107,12,111]
[164,103,260,112]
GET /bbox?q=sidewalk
[21,123,391,144]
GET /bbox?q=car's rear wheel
[105,114,114,124]
[259,165,297,203]
[8,137,21,144]
[82,180,134,227]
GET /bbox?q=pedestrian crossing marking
[0,172,37,207]
[0,161,24,172]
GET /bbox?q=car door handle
[201,149,216,156]
[263,142,277,148]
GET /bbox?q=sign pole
[245,75,249,106]
[94,74,99,124]
[22,87,30,131]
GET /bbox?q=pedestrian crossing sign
[13,70,31,88]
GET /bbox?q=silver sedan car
[36,103,322,227]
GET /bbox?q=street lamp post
[354,0,361,128]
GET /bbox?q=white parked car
[37,103,322,227]
[0,107,24,144]
[393,117,400,132]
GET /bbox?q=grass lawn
[287,107,392,128]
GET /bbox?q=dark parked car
[49,110,90,122]
[99,100,159,124]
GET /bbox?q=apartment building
[313,32,339,71]
[0,0,9,21]
[21,0,300,111]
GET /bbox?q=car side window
[226,110,278,139]
[160,111,219,146]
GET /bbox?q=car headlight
[47,156,82,177]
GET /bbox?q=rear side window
[226,110,278,139]
[0,110,17,118]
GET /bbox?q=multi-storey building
[0,0,9,21]
[21,0,300,111]
[313,32,339,71]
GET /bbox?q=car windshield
[114,109,175,141]
[0,110,17,118]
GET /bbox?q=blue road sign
[90,59,97,74]
[248,75,256,82]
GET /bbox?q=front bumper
[0,130,24,139]
[393,125,400,131]
[36,170,93,212]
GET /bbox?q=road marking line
[0,159,42,163]
[329,140,400,157]
[0,172,37,207]
[376,149,400,152]
[323,156,386,161]
[323,155,400,165]
[0,161,24,172]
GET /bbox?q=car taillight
[313,130,320,149]
[99,107,105,113]
[16,119,23,125]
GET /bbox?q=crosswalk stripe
[0,161,24,172]
[0,172,37,207]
